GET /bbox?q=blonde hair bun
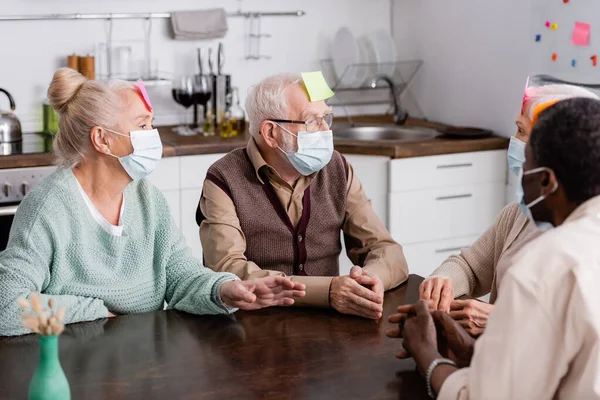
[47,68,88,115]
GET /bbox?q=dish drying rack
[319,59,425,123]
[0,10,306,85]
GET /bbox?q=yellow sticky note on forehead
[301,71,335,102]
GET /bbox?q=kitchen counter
[334,115,508,158]
[0,116,508,169]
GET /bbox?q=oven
[0,166,56,251]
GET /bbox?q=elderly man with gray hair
[196,73,408,319]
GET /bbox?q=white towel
[170,8,228,40]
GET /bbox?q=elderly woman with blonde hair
[419,77,599,336]
[0,68,305,336]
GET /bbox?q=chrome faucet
[373,76,408,125]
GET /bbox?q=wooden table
[0,275,427,400]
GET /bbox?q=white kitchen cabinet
[147,157,181,227]
[388,150,507,277]
[147,157,180,191]
[401,235,480,278]
[180,154,227,190]
[389,182,506,245]
[389,150,507,192]
[339,154,390,276]
[179,153,227,261]
[146,154,226,261]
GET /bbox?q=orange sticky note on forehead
[532,100,560,125]
[136,80,153,112]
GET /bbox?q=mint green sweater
[0,168,238,336]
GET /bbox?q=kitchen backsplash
[0,0,393,134]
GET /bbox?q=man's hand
[330,266,383,319]
[419,277,454,312]
[220,276,306,310]
[350,265,384,299]
[386,301,440,376]
[448,300,493,337]
[432,310,476,368]
[107,312,116,318]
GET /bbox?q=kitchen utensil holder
[319,59,426,122]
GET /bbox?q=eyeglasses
[269,113,334,133]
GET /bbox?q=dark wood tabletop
[0,275,427,400]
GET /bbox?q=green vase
[28,335,71,400]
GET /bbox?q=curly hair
[530,97,600,205]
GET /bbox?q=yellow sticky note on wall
[301,71,335,102]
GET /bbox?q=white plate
[332,27,360,88]
[357,36,378,86]
[366,30,397,78]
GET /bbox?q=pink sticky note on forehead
[521,76,531,107]
[136,80,153,112]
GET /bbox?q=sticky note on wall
[572,21,591,46]
[301,71,335,102]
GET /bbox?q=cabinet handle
[435,194,472,201]
[436,163,473,169]
[435,246,466,254]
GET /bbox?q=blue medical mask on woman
[276,124,334,176]
[105,128,163,180]
[517,167,558,232]
[507,136,526,177]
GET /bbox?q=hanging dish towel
[170,8,228,40]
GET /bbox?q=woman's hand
[220,276,306,310]
[419,278,454,312]
[449,300,493,337]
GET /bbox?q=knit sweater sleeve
[152,187,239,315]
[0,196,109,336]
[426,203,519,298]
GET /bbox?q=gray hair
[47,68,137,167]
[245,73,302,136]
[523,84,599,120]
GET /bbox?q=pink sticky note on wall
[572,21,591,46]
[136,80,153,112]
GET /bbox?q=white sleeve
[438,272,568,400]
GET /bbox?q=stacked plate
[331,27,397,88]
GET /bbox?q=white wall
[392,0,532,137]
[0,0,392,133]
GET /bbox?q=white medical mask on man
[276,124,334,176]
[517,167,558,232]
[105,128,163,181]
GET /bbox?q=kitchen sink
[334,125,439,141]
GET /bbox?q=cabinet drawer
[389,182,505,244]
[402,236,480,278]
[389,150,507,192]
[180,154,227,190]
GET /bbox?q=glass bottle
[219,111,233,139]
[203,100,215,137]
[229,88,246,137]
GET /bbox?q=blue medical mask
[276,125,334,176]
[105,128,163,180]
[517,167,558,232]
[507,136,526,177]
